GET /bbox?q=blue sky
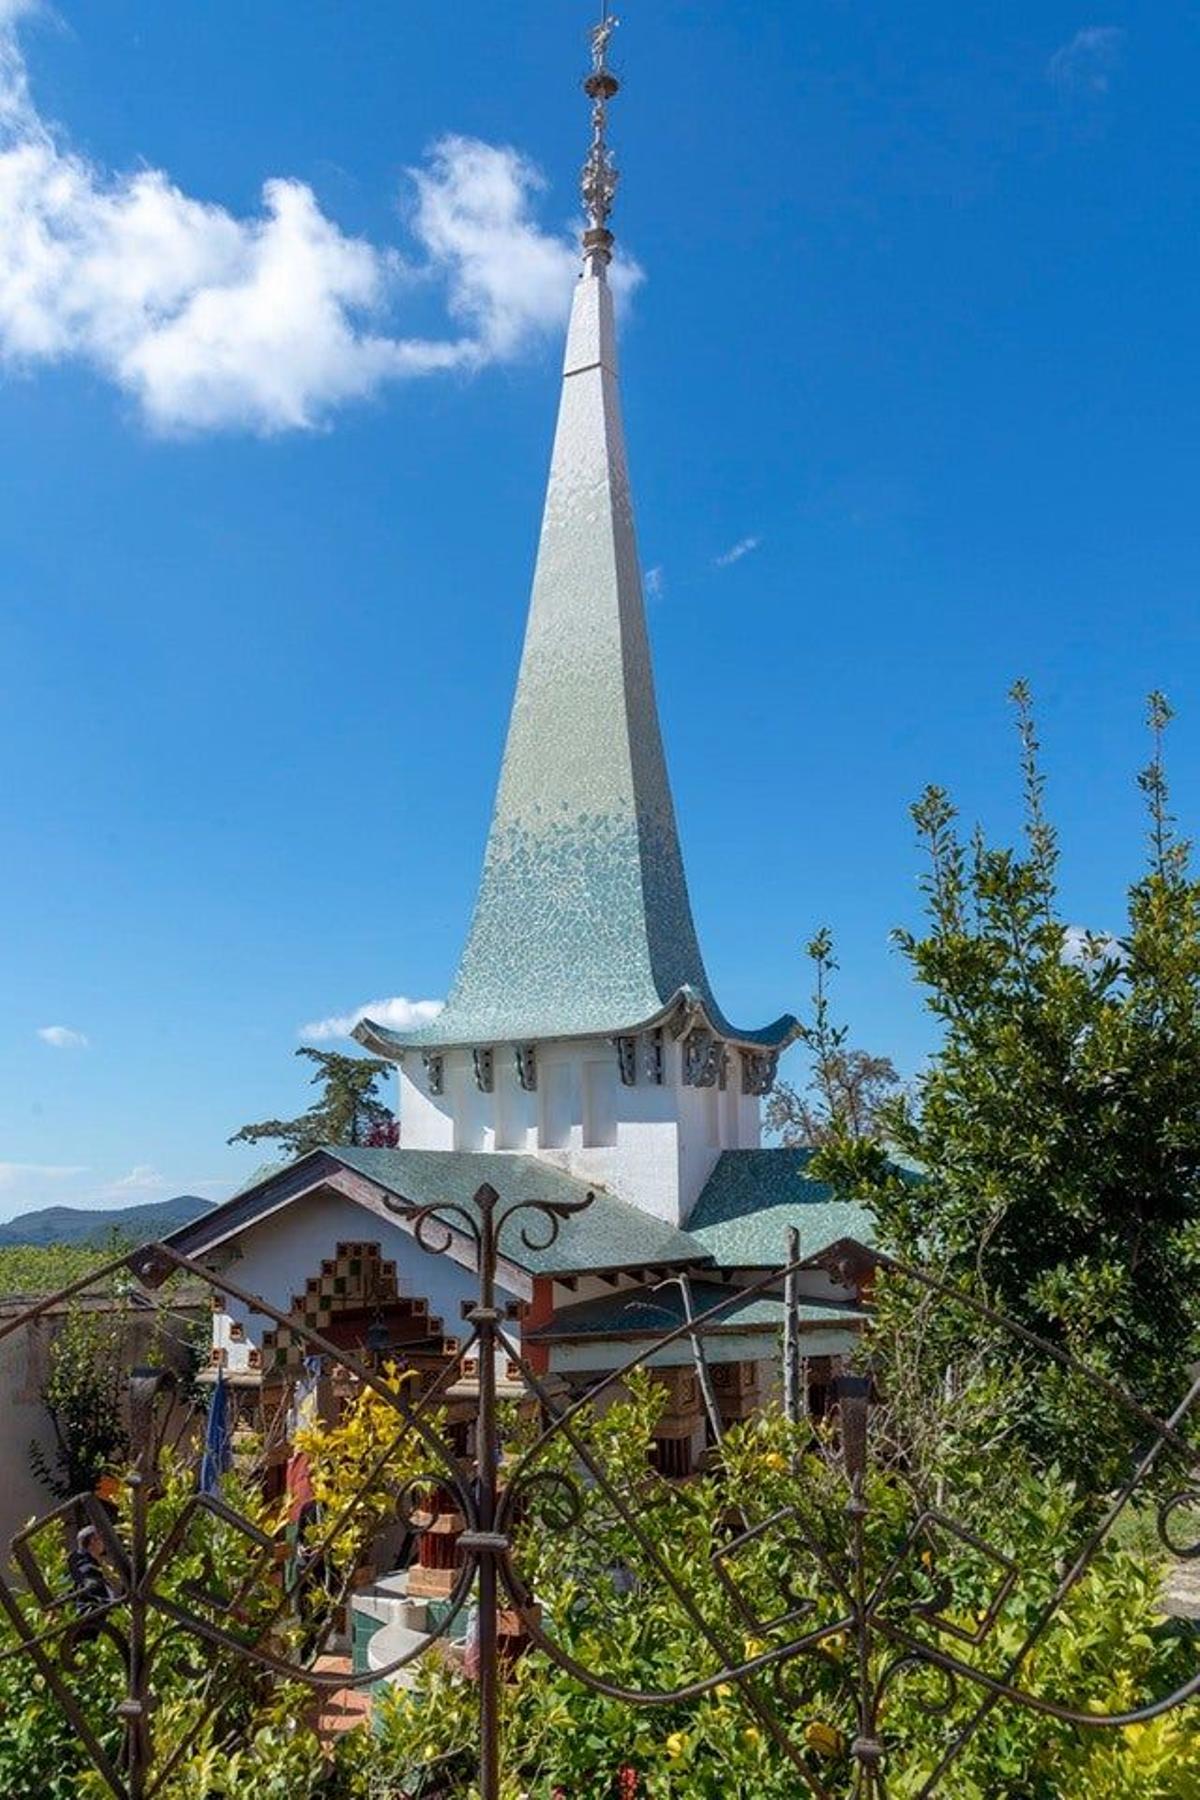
[1,0,1197,1220]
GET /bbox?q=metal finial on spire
[581,5,620,269]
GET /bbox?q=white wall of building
[0,1323,58,1544]
[215,1188,522,1358]
[396,1031,763,1226]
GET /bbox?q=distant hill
[0,1194,215,1249]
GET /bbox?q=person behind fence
[67,1526,115,1636]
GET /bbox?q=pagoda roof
[355,260,795,1061]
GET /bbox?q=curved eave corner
[352,989,800,1061]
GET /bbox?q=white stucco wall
[215,1188,523,1361]
[0,1322,58,1545]
[397,1032,762,1226]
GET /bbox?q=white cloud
[0,1161,87,1191]
[36,1024,89,1049]
[1048,27,1125,95]
[110,1163,168,1193]
[300,995,445,1042]
[644,565,664,600]
[1063,924,1128,968]
[715,535,762,568]
[0,12,639,434]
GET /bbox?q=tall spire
[581,6,620,271]
[356,14,796,1065]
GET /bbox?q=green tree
[766,930,900,1145]
[0,1240,131,1298]
[31,1304,130,1500]
[817,686,1200,1488]
[228,1047,396,1158]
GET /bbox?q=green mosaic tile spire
[358,21,795,1056]
[360,262,794,1054]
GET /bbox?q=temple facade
[167,18,871,1470]
[353,30,794,1231]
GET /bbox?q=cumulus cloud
[1048,27,1125,95]
[715,535,762,568]
[0,11,638,434]
[300,995,445,1042]
[37,1024,89,1049]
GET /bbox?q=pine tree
[228,1047,397,1158]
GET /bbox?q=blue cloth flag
[199,1370,232,1495]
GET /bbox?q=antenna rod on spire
[581,6,620,271]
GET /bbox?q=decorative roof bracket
[515,1044,538,1093]
[614,1035,638,1086]
[422,1052,445,1097]
[473,1047,495,1093]
[741,1049,779,1097]
[683,1028,724,1088]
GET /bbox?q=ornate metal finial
[581,4,620,268]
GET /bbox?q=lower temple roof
[166,1145,704,1280]
[166,1146,875,1282]
[686,1149,874,1269]
[525,1280,863,1344]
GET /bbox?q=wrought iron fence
[1,1181,1198,1799]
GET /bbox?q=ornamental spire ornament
[581,5,620,268]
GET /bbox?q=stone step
[1163,1561,1200,1620]
[366,1621,429,1690]
[349,1571,430,1634]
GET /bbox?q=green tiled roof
[167,1146,707,1280]
[169,1147,877,1284]
[688,1150,875,1268]
[328,1147,707,1276]
[526,1279,861,1343]
[353,266,794,1060]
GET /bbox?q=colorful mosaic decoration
[259,1239,446,1372]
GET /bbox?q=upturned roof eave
[352,989,800,1061]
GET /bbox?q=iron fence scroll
[0,1183,1197,1799]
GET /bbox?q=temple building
[166,18,870,1470]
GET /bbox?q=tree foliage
[228,1047,397,1158]
[4,1364,1199,1796]
[30,1305,130,1500]
[368,1377,1200,1799]
[816,686,1200,1488]
[0,1240,131,1298]
[766,930,901,1146]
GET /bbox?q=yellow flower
[714,1682,733,1698]
[744,1637,767,1659]
[762,1451,788,1472]
[743,1726,762,1748]
[819,1632,847,1658]
[804,1721,847,1760]
[666,1731,687,1760]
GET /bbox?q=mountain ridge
[0,1194,216,1248]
